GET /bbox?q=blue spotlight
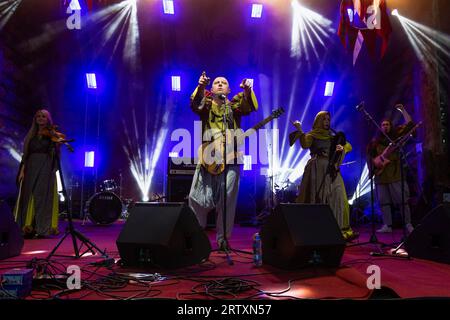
[86,73,97,89]
[251,4,263,18]
[171,76,181,91]
[163,0,174,15]
[84,151,95,167]
[324,81,335,97]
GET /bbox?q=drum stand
[46,150,110,260]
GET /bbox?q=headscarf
[307,111,332,140]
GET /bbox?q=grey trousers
[189,164,240,243]
[376,181,411,225]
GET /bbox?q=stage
[1,220,450,301]
[1,0,450,310]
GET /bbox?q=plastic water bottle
[253,233,262,267]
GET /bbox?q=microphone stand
[46,143,110,261]
[218,95,233,265]
[214,95,251,265]
[347,103,390,252]
[384,128,419,254]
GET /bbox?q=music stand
[46,145,110,260]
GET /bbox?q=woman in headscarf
[290,111,356,241]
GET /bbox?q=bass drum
[86,191,122,225]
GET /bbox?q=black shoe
[217,240,230,252]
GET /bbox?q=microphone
[218,94,226,101]
[356,101,365,111]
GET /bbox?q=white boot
[376,224,392,233]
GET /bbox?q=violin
[38,125,74,152]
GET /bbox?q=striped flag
[337,0,392,65]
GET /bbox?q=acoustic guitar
[198,107,285,175]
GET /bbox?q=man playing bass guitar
[367,104,416,234]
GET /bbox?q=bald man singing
[188,72,258,252]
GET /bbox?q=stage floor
[1,220,450,300]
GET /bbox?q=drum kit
[83,179,133,225]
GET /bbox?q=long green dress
[14,135,59,236]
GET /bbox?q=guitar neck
[243,115,275,136]
[382,121,422,157]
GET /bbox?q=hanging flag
[86,0,93,12]
[337,0,392,65]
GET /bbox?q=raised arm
[396,104,412,124]
[290,121,314,148]
[231,79,258,115]
[190,72,210,114]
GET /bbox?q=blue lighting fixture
[171,76,181,91]
[163,0,174,15]
[251,4,263,18]
[324,81,335,97]
[84,151,95,168]
[86,73,97,89]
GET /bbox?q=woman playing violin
[14,109,60,238]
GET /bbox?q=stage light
[395,12,450,70]
[163,0,174,15]
[391,9,399,17]
[251,4,263,18]
[83,0,140,72]
[171,76,181,91]
[124,109,170,202]
[324,81,335,97]
[84,151,95,167]
[243,155,252,171]
[86,73,97,89]
[7,146,22,162]
[290,0,334,62]
[348,164,371,205]
[0,0,22,30]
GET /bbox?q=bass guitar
[373,121,422,175]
